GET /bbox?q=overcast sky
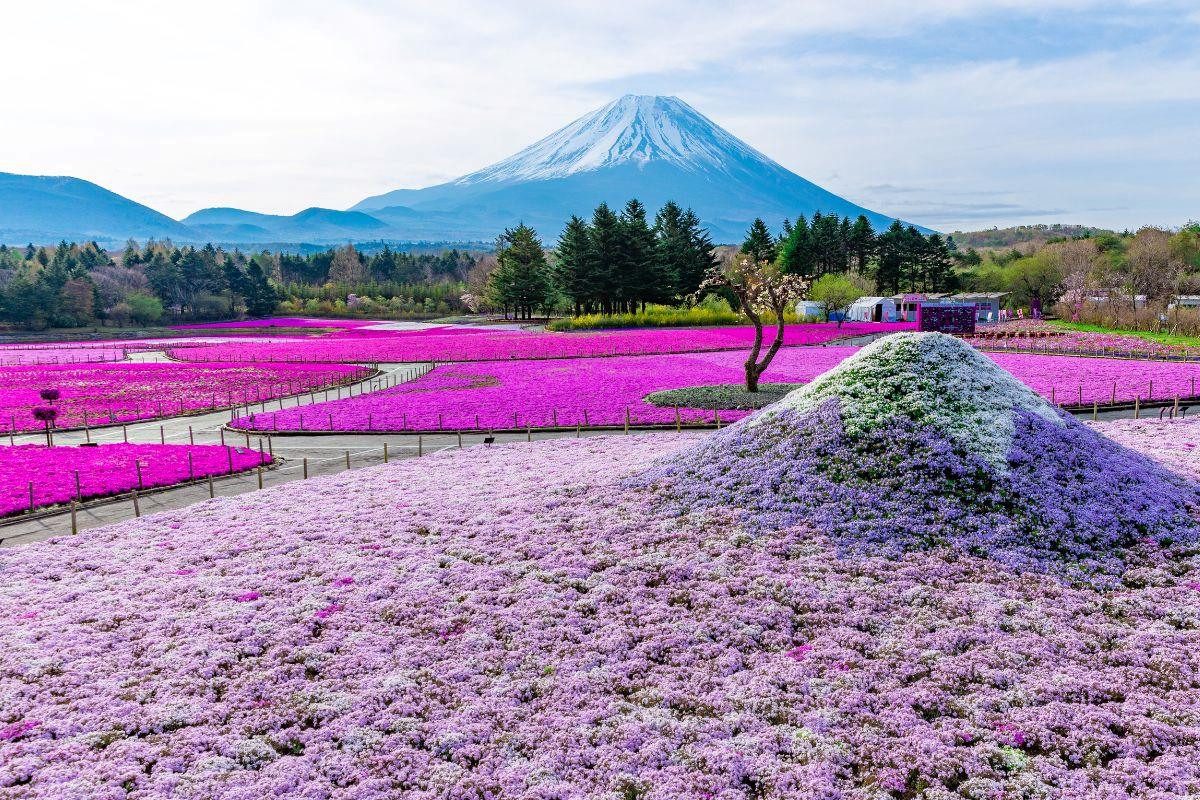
[4,0,1197,232]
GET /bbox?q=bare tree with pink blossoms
[699,257,808,392]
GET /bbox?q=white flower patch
[748,332,1065,466]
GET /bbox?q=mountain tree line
[485,199,719,317]
[743,213,958,295]
[0,239,479,330]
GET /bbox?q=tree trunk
[744,363,760,392]
[743,306,764,393]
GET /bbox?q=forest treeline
[481,203,959,319]
[0,240,477,329]
[2,212,1197,331]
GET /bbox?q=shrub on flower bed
[2,426,1199,796]
[168,321,912,363]
[230,343,1200,433]
[0,443,270,516]
[645,383,804,409]
[0,362,371,433]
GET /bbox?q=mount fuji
[1,95,926,246]
[350,95,926,241]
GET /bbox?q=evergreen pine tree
[620,199,658,311]
[741,218,777,264]
[849,215,876,276]
[487,224,553,320]
[554,216,595,315]
[776,215,814,279]
[589,203,624,314]
[873,220,907,295]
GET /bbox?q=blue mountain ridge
[1,95,929,246]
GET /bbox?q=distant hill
[351,94,928,242]
[181,207,391,243]
[949,224,1116,252]
[0,172,195,245]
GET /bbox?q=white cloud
[0,0,1193,230]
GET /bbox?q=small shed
[846,297,898,323]
[795,300,825,319]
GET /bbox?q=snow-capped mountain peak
[454,94,777,185]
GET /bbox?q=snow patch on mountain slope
[454,95,780,185]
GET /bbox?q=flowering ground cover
[0,362,371,433]
[1090,417,1200,480]
[0,346,127,366]
[3,402,1199,795]
[967,319,1195,358]
[167,321,911,363]
[231,343,1200,432]
[0,444,270,516]
[173,317,383,331]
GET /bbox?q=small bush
[645,383,804,410]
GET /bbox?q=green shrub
[547,304,800,331]
[644,383,804,410]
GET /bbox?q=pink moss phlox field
[0,444,271,516]
[173,317,383,331]
[0,362,371,432]
[232,347,1200,432]
[167,322,912,363]
[0,347,128,366]
[1091,418,1200,481]
[2,436,1199,797]
[967,320,1194,358]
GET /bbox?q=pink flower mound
[0,444,271,516]
[168,322,911,363]
[1,436,1198,797]
[0,362,370,432]
[230,347,1200,432]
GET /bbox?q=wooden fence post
[132,490,140,517]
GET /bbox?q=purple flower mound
[637,333,1200,582]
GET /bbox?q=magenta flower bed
[173,317,383,331]
[0,346,127,366]
[169,322,912,364]
[0,443,270,516]
[0,362,371,433]
[1,436,1197,797]
[232,347,1200,432]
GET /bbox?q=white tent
[846,296,898,323]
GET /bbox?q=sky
[3,0,1198,232]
